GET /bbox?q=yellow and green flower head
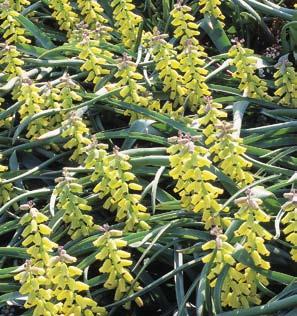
[111,0,142,48]
[48,0,79,35]
[281,189,297,261]
[228,38,271,100]
[167,132,226,228]
[19,202,58,267]
[170,1,200,47]
[54,169,99,240]
[232,190,271,305]
[40,82,63,135]
[202,226,236,286]
[18,77,42,121]
[274,58,297,107]
[234,190,272,269]
[0,164,16,208]
[0,1,30,44]
[77,0,107,28]
[115,53,150,120]
[148,28,187,106]
[198,96,228,143]
[0,42,24,79]
[94,225,143,309]
[48,246,107,316]
[7,0,30,12]
[56,73,82,112]
[209,121,254,187]
[178,39,210,110]
[90,145,150,231]
[61,112,92,162]
[14,259,60,316]
[198,0,225,26]
[17,77,49,139]
[77,29,112,85]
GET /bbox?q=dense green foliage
[0,0,297,315]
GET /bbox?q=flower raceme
[86,143,150,232]
[170,2,200,47]
[0,2,30,44]
[14,260,61,316]
[19,203,58,267]
[111,0,142,49]
[16,203,107,315]
[233,191,272,305]
[202,228,258,306]
[170,3,211,110]
[234,191,272,269]
[167,132,226,229]
[114,54,159,121]
[148,28,187,107]
[209,121,254,187]
[198,96,228,144]
[77,0,107,28]
[274,58,297,107]
[178,39,210,110]
[56,73,82,113]
[0,162,16,208]
[77,29,113,86]
[54,171,99,240]
[15,204,60,314]
[281,190,297,261]
[17,78,52,139]
[48,0,79,35]
[48,247,107,316]
[61,112,91,162]
[228,39,271,100]
[198,0,225,26]
[94,226,143,309]
[0,43,24,79]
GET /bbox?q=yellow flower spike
[0,2,30,44]
[0,161,17,208]
[274,58,297,107]
[228,39,272,100]
[0,43,24,79]
[54,170,99,240]
[94,225,143,309]
[14,260,60,315]
[209,121,254,187]
[170,1,200,47]
[169,2,211,110]
[178,39,211,110]
[232,190,271,303]
[114,54,158,121]
[38,83,64,139]
[167,132,224,229]
[221,266,252,309]
[202,227,235,282]
[77,0,107,28]
[19,202,58,267]
[61,112,91,162]
[89,144,150,232]
[111,0,142,48]
[198,96,228,142]
[48,247,107,315]
[6,0,30,12]
[76,28,113,86]
[55,73,82,114]
[48,0,79,35]
[17,77,51,140]
[147,28,187,107]
[199,0,225,26]
[281,190,297,261]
